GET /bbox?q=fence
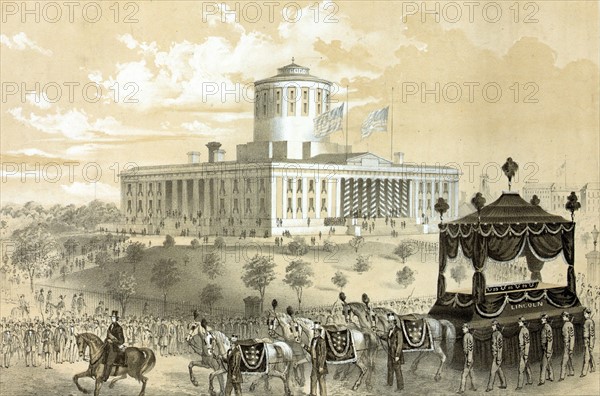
[302,294,438,313]
[32,283,242,319]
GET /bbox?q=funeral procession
[1,1,598,396]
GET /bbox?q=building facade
[119,62,460,236]
[522,182,582,214]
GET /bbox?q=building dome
[253,60,333,145]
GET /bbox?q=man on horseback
[101,310,125,382]
[375,313,404,392]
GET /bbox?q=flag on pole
[361,106,389,139]
[555,160,566,178]
[313,103,344,137]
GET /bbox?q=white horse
[185,323,227,395]
[268,311,378,391]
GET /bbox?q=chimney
[187,151,201,164]
[206,142,222,163]
[393,152,404,165]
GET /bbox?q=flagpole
[390,86,394,161]
[564,154,567,187]
[345,85,349,161]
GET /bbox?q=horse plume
[272,299,278,311]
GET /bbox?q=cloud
[0,32,52,56]
[6,148,56,158]
[25,91,53,110]
[60,182,120,202]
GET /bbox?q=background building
[119,62,460,236]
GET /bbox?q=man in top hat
[302,322,327,396]
[559,311,575,380]
[36,289,45,318]
[225,334,242,396]
[101,310,125,382]
[538,313,554,385]
[516,317,533,389]
[2,326,13,368]
[376,312,404,392]
[581,307,595,377]
[486,319,506,391]
[457,323,476,394]
[23,322,38,367]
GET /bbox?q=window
[260,198,265,213]
[325,91,330,111]
[287,198,292,212]
[275,88,282,116]
[127,184,132,195]
[148,200,153,210]
[233,198,239,213]
[233,179,239,193]
[316,88,322,115]
[322,179,327,193]
[127,200,132,212]
[288,87,296,116]
[302,88,309,116]
[220,198,225,213]
[158,200,161,210]
[263,92,267,116]
[220,180,226,194]
[246,198,252,214]
[309,180,314,192]
[297,178,302,192]
[255,92,260,116]
[297,197,302,211]
[138,200,143,212]
[321,198,327,211]
[246,179,252,193]
[259,179,265,192]
[309,198,314,211]
[287,180,293,192]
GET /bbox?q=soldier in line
[302,322,328,396]
[486,319,506,391]
[375,312,404,392]
[559,311,575,380]
[538,313,554,385]
[457,323,476,394]
[581,307,595,377]
[23,323,37,367]
[516,316,533,390]
[225,334,242,396]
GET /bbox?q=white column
[160,180,166,216]
[409,179,414,218]
[192,179,199,216]
[182,179,189,217]
[315,177,321,219]
[202,179,210,220]
[335,178,341,217]
[431,180,436,219]
[271,176,277,224]
[301,177,308,219]
[282,177,288,219]
[414,179,420,220]
[172,180,179,214]
[453,180,459,219]
[292,179,297,219]
[327,179,333,217]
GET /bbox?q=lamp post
[592,225,599,251]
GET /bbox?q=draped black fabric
[472,272,486,304]
[487,233,525,262]
[524,245,544,281]
[437,274,446,299]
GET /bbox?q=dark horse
[73,332,156,396]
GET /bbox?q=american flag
[361,106,389,139]
[313,103,344,137]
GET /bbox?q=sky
[1,0,598,205]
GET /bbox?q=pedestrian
[375,313,404,392]
[24,323,37,367]
[581,307,595,377]
[538,313,554,385]
[486,319,506,391]
[41,323,52,369]
[2,327,13,368]
[516,316,532,390]
[457,323,476,394]
[302,322,327,396]
[225,334,242,396]
[559,311,575,380]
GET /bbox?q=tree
[199,283,223,313]
[282,259,314,310]
[150,258,181,314]
[331,270,348,291]
[191,238,200,249]
[434,197,449,222]
[394,241,417,263]
[565,192,581,221]
[450,265,468,287]
[163,234,176,248]
[126,242,145,272]
[11,223,59,292]
[396,266,416,288]
[202,250,224,280]
[287,237,308,256]
[323,238,337,253]
[95,251,113,270]
[501,157,519,191]
[353,254,371,274]
[214,237,226,250]
[104,271,136,318]
[349,236,365,253]
[241,254,276,312]
[63,238,78,258]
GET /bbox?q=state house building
[119,62,460,235]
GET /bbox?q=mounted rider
[101,310,125,382]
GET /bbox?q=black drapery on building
[429,191,584,368]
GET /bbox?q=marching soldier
[376,312,404,392]
[457,323,476,394]
[486,319,506,391]
[581,307,595,377]
[24,323,37,367]
[559,311,575,380]
[516,317,532,389]
[302,322,328,396]
[539,313,554,385]
[225,334,242,396]
[101,310,125,382]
